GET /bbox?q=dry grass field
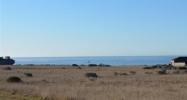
[1,65,187,100]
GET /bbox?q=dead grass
[0,90,41,100]
[0,65,187,100]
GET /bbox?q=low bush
[24,73,33,77]
[42,79,48,83]
[88,64,98,67]
[119,73,128,76]
[145,72,153,74]
[61,67,66,69]
[3,67,11,70]
[157,70,166,75]
[98,63,111,67]
[178,67,187,70]
[143,67,153,69]
[6,76,22,83]
[85,72,98,78]
[26,64,34,66]
[72,64,78,66]
[114,72,128,76]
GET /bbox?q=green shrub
[6,76,22,83]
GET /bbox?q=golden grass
[0,90,41,100]
[0,65,187,100]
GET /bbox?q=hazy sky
[1,0,187,57]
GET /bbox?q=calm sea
[12,56,179,66]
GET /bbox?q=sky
[0,0,187,57]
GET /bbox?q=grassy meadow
[0,65,187,100]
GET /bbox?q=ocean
[12,56,178,66]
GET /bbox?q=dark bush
[6,76,22,83]
[161,65,173,70]
[143,67,153,69]
[119,73,128,76]
[85,72,98,78]
[114,72,128,76]
[157,70,166,75]
[61,67,66,69]
[178,67,187,70]
[98,63,103,67]
[145,72,153,74]
[98,63,111,67]
[72,64,78,66]
[172,67,177,70]
[105,65,111,67]
[24,73,33,77]
[151,65,158,69]
[26,64,34,66]
[3,67,11,70]
[88,64,98,67]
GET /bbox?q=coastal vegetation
[0,65,187,100]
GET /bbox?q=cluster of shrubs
[143,64,174,70]
[6,72,33,83]
[143,64,187,75]
[71,63,111,67]
[114,72,127,76]
[88,64,111,67]
[114,71,136,76]
[2,67,34,83]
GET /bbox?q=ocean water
[13,56,178,66]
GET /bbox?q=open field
[1,65,187,100]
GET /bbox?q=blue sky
[1,0,187,57]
